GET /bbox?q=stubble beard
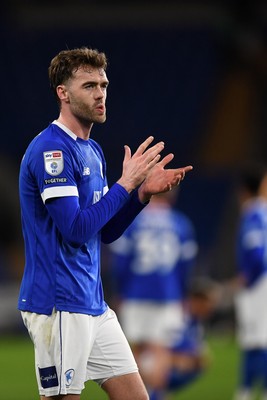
[71,101,106,126]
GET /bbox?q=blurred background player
[167,277,218,398]
[108,187,198,400]
[230,163,267,400]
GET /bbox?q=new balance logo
[83,167,90,176]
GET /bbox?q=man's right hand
[117,136,165,193]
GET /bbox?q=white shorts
[21,307,138,397]
[118,301,185,347]
[235,274,267,348]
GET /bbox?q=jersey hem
[18,302,108,316]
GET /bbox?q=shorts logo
[65,369,75,387]
[44,150,64,176]
[39,366,59,389]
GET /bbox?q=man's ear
[56,85,70,103]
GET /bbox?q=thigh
[87,308,138,384]
[22,310,96,397]
[102,372,148,400]
[136,344,172,389]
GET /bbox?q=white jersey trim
[52,120,77,141]
[41,186,79,203]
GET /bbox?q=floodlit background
[1,1,267,399]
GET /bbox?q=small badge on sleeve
[43,150,64,176]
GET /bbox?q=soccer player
[17,47,193,400]
[167,277,217,397]
[232,163,267,400]
[108,187,198,399]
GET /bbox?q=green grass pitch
[0,334,248,400]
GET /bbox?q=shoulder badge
[43,150,64,176]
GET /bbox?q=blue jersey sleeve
[101,189,147,244]
[46,183,132,247]
[28,139,79,202]
[27,126,148,247]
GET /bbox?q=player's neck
[57,114,93,141]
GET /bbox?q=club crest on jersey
[44,150,64,176]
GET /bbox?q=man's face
[62,66,109,124]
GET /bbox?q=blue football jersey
[237,199,267,287]
[18,121,110,315]
[110,204,198,301]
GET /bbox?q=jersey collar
[52,120,77,141]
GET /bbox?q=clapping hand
[138,153,193,203]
